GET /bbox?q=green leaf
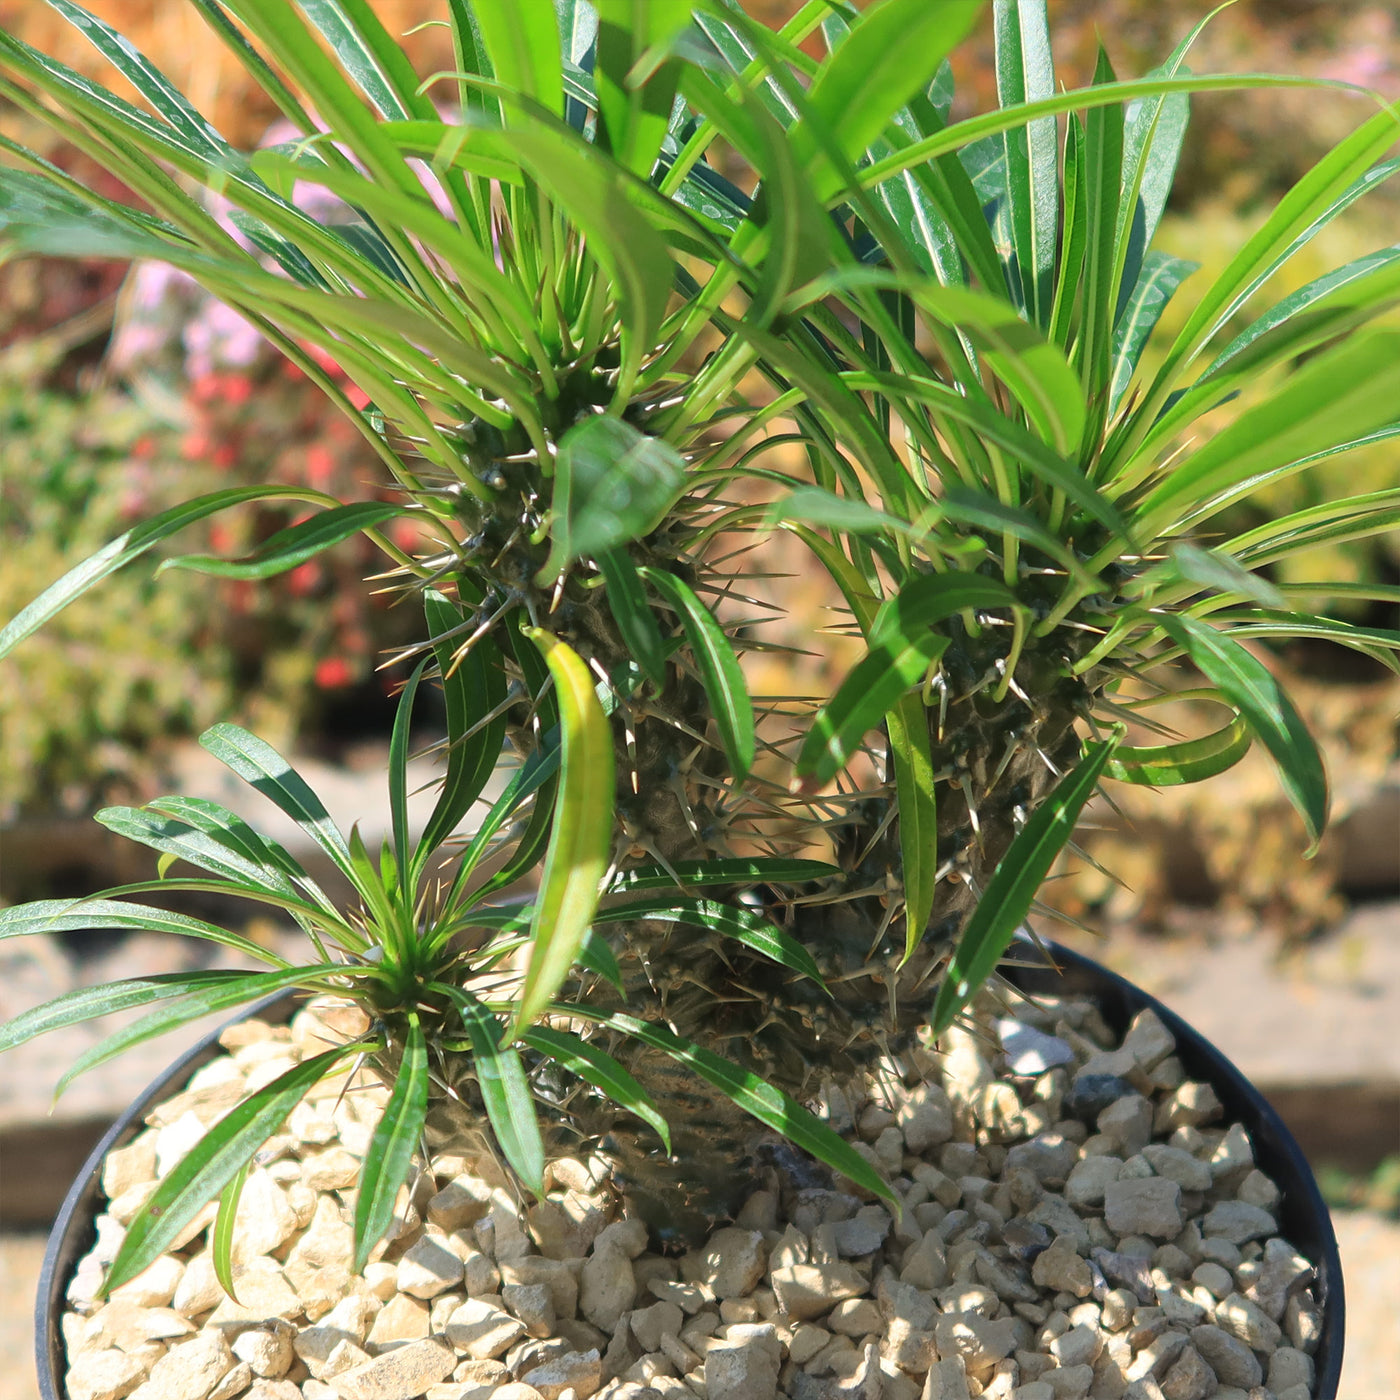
[51,966,349,1101]
[211,1158,250,1299]
[1156,614,1328,850]
[1104,713,1252,787]
[908,281,1087,456]
[596,548,667,688]
[887,690,939,962]
[514,632,614,1034]
[449,742,561,905]
[1198,243,1400,386]
[594,0,689,178]
[143,796,310,896]
[991,0,1057,327]
[637,567,755,780]
[199,724,355,882]
[0,485,330,660]
[296,0,436,122]
[93,806,300,900]
[1229,486,1400,568]
[593,898,826,987]
[538,416,685,583]
[931,736,1119,1036]
[587,1011,896,1206]
[0,898,288,965]
[1075,44,1124,444]
[523,1025,670,1153]
[799,574,1019,789]
[471,0,563,116]
[1166,542,1286,609]
[1138,329,1400,535]
[1109,251,1198,412]
[796,0,982,203]
[44,0,227,156]
[353,1015,428,1273]
[218,0,424,201]
[444,986,545,1195]
[418,591,510,867]
[388,659,427,881]
[158,502,399,579]
[106,1043,356,1292]
[0,972,256,1053]
[505,122,673,396]
[609,858,840,893]
[1205,609,1400,669]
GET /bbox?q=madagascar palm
[2,0,1399,1255]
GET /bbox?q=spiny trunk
[425,528,1098,1244]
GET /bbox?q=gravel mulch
[47,984,1338,1400]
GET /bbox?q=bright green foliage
[0,591,865,1285]
[3,0,1400,1242]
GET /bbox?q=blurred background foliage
[0,0,1396,929]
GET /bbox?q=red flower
[315,656,354,689]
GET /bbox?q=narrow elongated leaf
[797,631,946,792]
[388,660,427,880]
[471,0,563,115]
[1199,244,1400,386]
[523,1025,670,1152]
[586,1011,895,1205]
[220,0,424,200]
[418,591,509,867]
[1138,329,1400,535]
[0,972,254,1053]
[514,632,614,1033]
[992,0,1058,327]
[796,0,981,203]
[592,898,825,987]
[931,736,1118,1036]
[0,486,330,660]
[1109,252,1198,412]
[593,0,689,178]
[45,0,228,155]
[159,502,399,579]
[799,574,1019,789]
[448,741,561,904]
[1076,45,1124,445]
[144,796,309,894]
[1156,615,1328,849]
[211,1158,250,1299]
[1104,713,1252,787]
[609,858,840,893]
[93,805,299,899]
[106,1044,356,1292]
[353,1016,428,1273]
[540,417,684,582]
[637,567,755,780]
[52,966,349,1100]
[1166,542,1285,609]
[297,0,435,122]
[444,986,545,1195]
[1229,487,1400,567]
[0,898,287,965]
[200,724,354,879]
[506,123,673,395]
[596,548,667,687]
[887,690,939,962]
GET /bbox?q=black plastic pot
[36,952,1344,1398]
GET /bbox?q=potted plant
[2,1,1396,1397]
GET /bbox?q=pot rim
[34,950,1344,1398]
